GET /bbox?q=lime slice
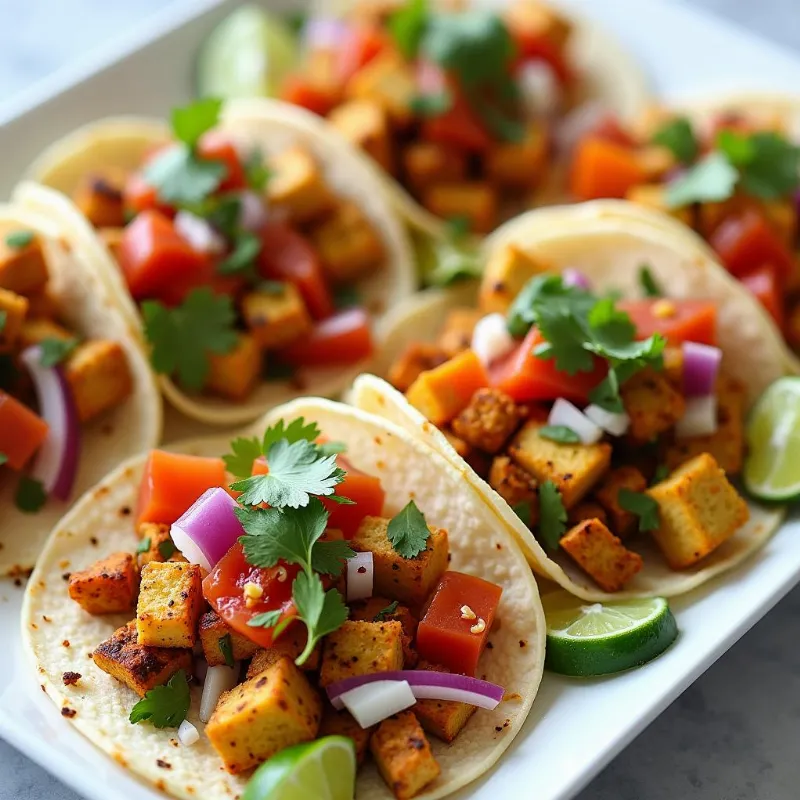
[196,5,300,99]
[242,736,356,800]
[744,377,800,502]
[543,591,678,677]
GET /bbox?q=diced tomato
[258,222,334,320]
[0,391,49,470]
[339,23,391,81]
[422,92,493,153]
[136,450,227,526]
[742,264,784,330]
[251,456,268,477]
[618,299,717,346]
[489,327,606,404]
[203,542,300,649]
[279,309,373,367]
[323,457,385,538]
[417,571,502,676]
[197,131,246,192]
[280,75,340,117]
[122,145,175,218]
[569,136,646,200]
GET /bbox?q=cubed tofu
[421,182,497,234]
[199,610,261,667]
[402,142,467,192]
[568,500,608,527]
[307,201,385,283]
[647,453,749,569]
[451,388,524,453]
[504,0,573,50]
[206,657,322,774]
[241,283,312,350]
[267,146,334,223]
[560,518,644,592]
[488,455,539,525]
[329,100,394,174]
[479,243,549,314]
[72,169,127,228]
[370,711,441,800]
[68,552,139,615]
[351,516,449,607]
[593,466,648,537]
[0,227,48,296]
[621,367,686,443]
[486,123,549,189]
[136,562,203,649]
[319,705,372,765]
[437,308,483,358]
[625,184,694,227]
[244,626,321,676]
[413,661,477,742]
[319,620,404,687]
[662,346,684,387]
[64,340,133,422]
[0,288,28,351]
[205,333,261,402]
[349,596,418,667]
[345,51,417,126]
[388,343,448,392]
[18,317,72,349]
[98,227,125,263]
[508,420,611,509]
[92,621,191,697]
[25,288,58,320]
[635,145,677,182]
[136,522,186,568]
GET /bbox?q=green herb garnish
[718,130,800,199]
[651,464,670,486]
[666,152,739,209]
[129,669,190,728]
[387,500,431,559]
[243,148,270,192]
[639,265,662,298]
[333,285,361,310]
[538,480,567,550]
[158,539,176,560]
[652,117,698,165]
[39,337,79,367]
[618,489,660,531]
[388,0,428,59]
[217,231,261,277]
[15,476,47,513]
[0,311,7,333]
[539,425,581,444]
[409,92,452,117]
[218,634,234,668]
[259,281,286,296]
[374,600,400,622]
[136,538,151,555]
[512,500,533,526]
[0,453,7,466]
[5,230,34,249]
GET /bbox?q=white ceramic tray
[2,1,800,799]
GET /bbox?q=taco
[20,97,416,426]
[0,200,160,575]
[352,201,786,601]
[24,398,543,800]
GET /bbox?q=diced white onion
[584,404,630,437]
[518,61,560,119]
[238,190,269,232]
[340,680,417,729]
[175,211,225,254]
[549,398,603,445]
[178,719,200,747]
[675,395,718,439]
[199,664,239,723]
[471,313,516,367]
[346,552,373,602]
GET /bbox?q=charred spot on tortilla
[61,707,77,718]
[62,671,81,686]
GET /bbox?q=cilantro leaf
[618,489,660,531]
[388,0,428,59]
[129,669,190,728]
[539,425,580,444]
[0,453,6,466]
[317,441,346,457]
[144,145,226,207]
[5,230,34,249]
[292,571,348,665]
[158,539,176,560]
[445,215,471,241]
[223,437,264,480]
[217,231,260,277]
[425,238,483,287]
[651,464,670,486]
[0,311,6,333]
[537,481,567,550]
[311,540,356,576]
[652,117,698,165]
[262,418,322,451]
[39,337,79,367]
[136,537,151,555]
[142,287,238,391]
[387,500,431,559]
[218,634,234,668]
[203,194,241,239]
[171,98,222,148]
[715,129,755,166]
[333,285,360,310]
[244,148,270,191]
[15,476,46,513]
[665,152,738,208]
[735,131,800,199]
[374,600,400,622]
[588,369,624,413]
[639,265,662,298]
[410,91,452,117]
[247,609,283,629]
[512,500,533,527]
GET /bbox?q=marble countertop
[2,1,800,798]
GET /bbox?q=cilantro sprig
[0,311,7,333]
[618,489,660,532]
[652,117,698,165]
[15,476,46,513]
[387,500,431,559]
[374,600,400,622]
[39,337,79,367]
[0,453,7,467]
[538,481,567,550]
[218,634,235,669]
[638,265,662,298]
[539,425,580,444]
[129,669,190,728]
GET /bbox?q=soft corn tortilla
[23,398,544,800]
[20,98,417,426]
[0,203,161,576]
[351,202,786,601]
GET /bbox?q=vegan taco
[24,398,543,800]
[352,201,786,601]
[21,97,416,425]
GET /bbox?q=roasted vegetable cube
[647,453,749,569]
[388,343,448,392]
[413,661,477,742]
[199,610,260,667]
[421,182,497,234]
[0,227,48,296]
[244,626,321,676]
[0,288,28,351]
[206,657,322,774]
[486,123,549,188]
[68,552,139,615]
[345,51,417,125]
[437,308,483,358]
[267,146,334,223]
[402,142,467,191]
[451,388,524,453]
[205,333,261,402]
[593,466,647,537]
[136,562,203,649]
[319,705,372,765]
[72,169,127,228]
[64,340,133,422]
[136,522,185,568]
[319,620,404,687]
[350,595,418,667]
[329,99,394,174]
[19,317,72,348]
[488,455,539,524]
[241,283,312,350]
[479,243,549,314]
[621,367,686,443]
[625,184,694,226]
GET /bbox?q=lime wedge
[242,736,356,800]
[744,377,800,502]
[196,5,300,99]
[543,591,678,677]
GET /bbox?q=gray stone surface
[1,1,800,798]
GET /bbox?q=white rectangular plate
[2,1,800,799]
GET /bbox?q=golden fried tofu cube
[621,367,686,443]
[486,123,549,188]
[647,453,749,569]
[68,552,139,615]
[508,420,611,509]
[320,706,372,765]
[345,51,417,126]
[413,660,477,742]
[206,657,322,774]
[594,466,647,537]
[0,288,28,351]
[388,343,448,392]
[349,596,419,668]
[402,142,467,191]
[307,200,385,283]
[560,518,643,592]
[136,522,186,568]
[319,620,404,687]
[72,169,127,229]
[245,626,321,676]
[205,333,261,402]
[636,145,677,183]
[92,621,191,697]
[421,182,497,234]
[267,146,334,223]
[18,317,72,348]
[437,308,483,358]
[98,227,125,263]
[479,242,549,314]
[0,227,48,296]
[568,500,608,527]
[136,562,203,649]
[199,610,260,667]
[64,340,133,423]
[662,346,683,387]
[626,184,694,227]
[25,288,58,320]
[504,0,573,50]
[451,387,524,453]
[352,516,449,607]
[488,455,539,524]
[371,711,441,800]
[241,283,312,350]
[329,99,394,174]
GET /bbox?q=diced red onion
[175,211,225,255]
[675,395,717,439]
[199,664,238,723]
[178,719,200,747]
[584,403,630,437]
[682,341,722,397]
[346,552,373,602]
[555,100,610,156]
[303,18,350,52]
[171,488,244,572]
[562,268,592,291]
[339,680,417,728]
[472,313,516,366]
[20,346,81,501]
[237,190,269,232]
[416,59,446,96]
[549,398,603,445]
[518,61,559,119]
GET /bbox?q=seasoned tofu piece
[92,621,191,697]
[307,200,385,283]
[594,466,648,537]
[72,169,127,228]
[319,705,372,765]
[560,518,643,592]
[205,333,261,402]
[388,343,448,392]
[402,142,467,191]
[479,242,549,314]
[508,420,611,509]
[241,283,312,350]
[245,626,321,675]
[621,367,686,443]
[451,388,524,453]
[413,661,477,742]
[488,455,539,524]
[345,51,417,126]
[437,308,483,358]
[329,100,394,174]
[25,288,58,320]
[136,522,186,568]
[68,552,139,615]
[486,123,549,189]
[0,288,28,351]
[504,0,573,50]
[636,145,677,182]
[319,620,404,687]
[421,182,497,234]
[18,317,72,348]
[647,453,749,569]
[64,340,133,422]
[206,657,322,774]
[370,711,441,800]
[350,596,418,667]
[98,227,125,263]
[351,516,449,607]
[267,146,334,223]
[626,184,694,227]
[199,610,261,667]
[136,562,203,649]
[662,346,683,387]
[0,227,48,296]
